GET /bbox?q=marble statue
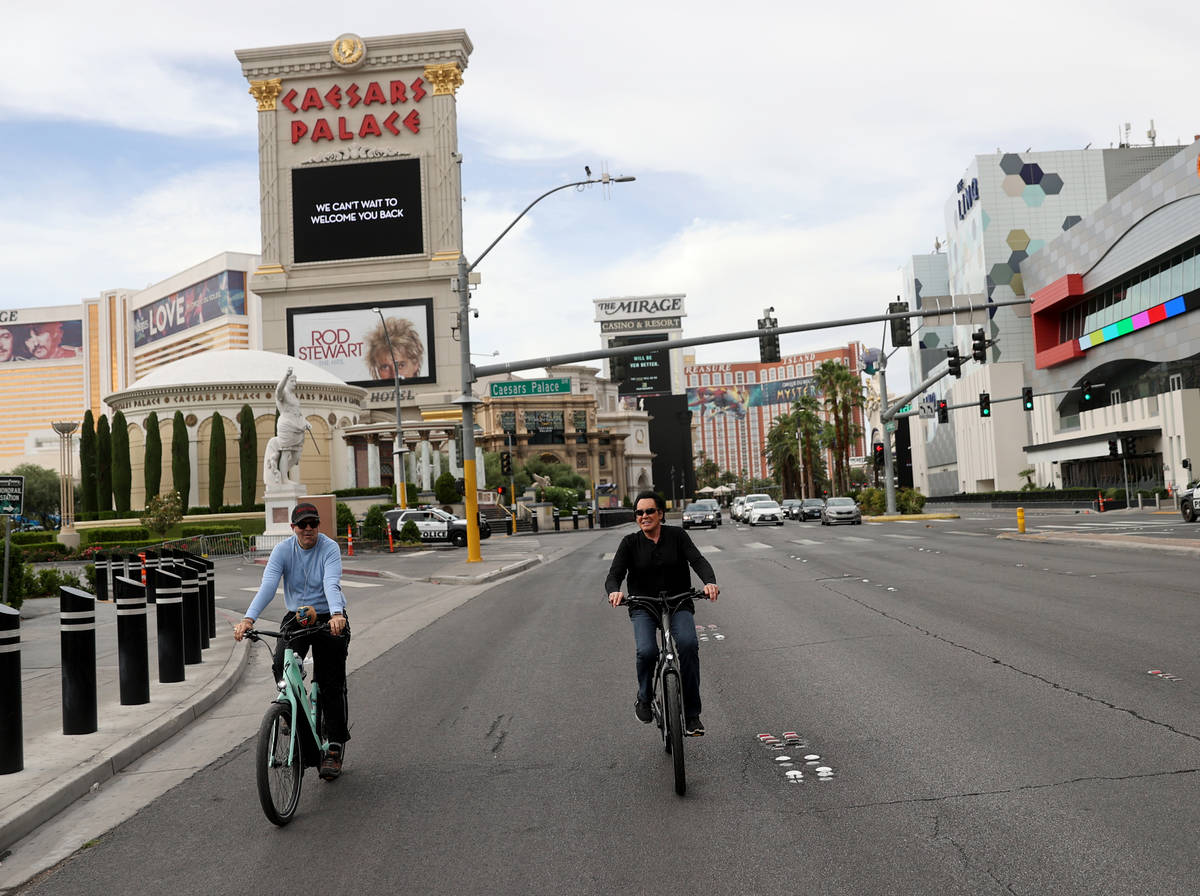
[264,367,310,487]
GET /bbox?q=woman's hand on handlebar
[608,591,625,607]
[702,583,719,602]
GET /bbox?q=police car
[384,507,492,547]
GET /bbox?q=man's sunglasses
[634,508,659,517]
[293,520,320,529]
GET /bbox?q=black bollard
[203,556,216,641]
[178,554,210,650]
[93,552,110,602]
[114,575,150,705]
[60,586,98,735]
[553,509,560,531]
[0,604,22,774]
[143,550,159,604]
[152,568,185,683]
[572,509,579,530]
[179,564,203,665]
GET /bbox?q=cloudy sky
[2,1,1196,384]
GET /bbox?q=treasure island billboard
[291,157,424,264]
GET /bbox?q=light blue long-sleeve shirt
[244,532,345,621]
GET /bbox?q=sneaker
[685,717,705,737]
[319,743,343,780]
[634,700,653,724]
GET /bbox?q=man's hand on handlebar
[702,583,719,602]
[608,591,625,607]
[233,617,255,641]
[329,613,346,636]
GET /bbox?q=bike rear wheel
[663,671,686,795]
[257,702,303,825]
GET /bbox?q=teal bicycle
[245,610,336,826]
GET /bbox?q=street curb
[863,513,960,522]
[426,557,542,586]
[997,531,1200,555]
[0,631,251,855]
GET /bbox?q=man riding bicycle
[606,490,719,736]
[234,502,350,780]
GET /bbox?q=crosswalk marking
[241,580,382,592]
[744,542,772,549]
[880,533,921,540]
[841,536,872,543]
[946,530,988,537]
[790,538,820,546]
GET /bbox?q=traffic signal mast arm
[473,297,1033,380]
[888,384,1106,419]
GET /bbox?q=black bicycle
[622,590,704,796]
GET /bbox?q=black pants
[273,611,352,744]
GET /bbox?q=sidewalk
[0,531,561,860]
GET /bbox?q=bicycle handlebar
[245,621,331,643]
[622,589,708,610]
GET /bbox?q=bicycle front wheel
[256,702,303,825]
[663,672,686,796]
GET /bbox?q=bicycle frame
[252,626,329,767]
[624,591,696,739]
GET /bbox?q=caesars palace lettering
[283,78,427,145]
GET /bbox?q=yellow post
[1017,506,1025,534]
[464,457,482,562]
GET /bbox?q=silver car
[820,497,862,526]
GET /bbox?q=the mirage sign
[593,294,686,322]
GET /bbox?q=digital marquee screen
[291,158,424,263]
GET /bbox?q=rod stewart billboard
[287,298,435,386]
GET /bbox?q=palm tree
[814,361,865,495]
[765,411,802,498]
[793,393,825,498]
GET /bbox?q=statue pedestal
[264,482,308,534]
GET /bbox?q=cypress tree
[111,410,132,515]
[79,409,97,516]
[209,412,227,511]
[95,414,113,512]
[171,411,190,511]
[144,411,162,503]
[238,404,257,509]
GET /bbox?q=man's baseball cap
[291,503,320,525]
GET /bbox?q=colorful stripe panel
[1078,291,1199,351]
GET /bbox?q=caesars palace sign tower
[236,30,472,425]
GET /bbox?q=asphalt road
[13,517,1200,895]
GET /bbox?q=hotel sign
[490,378,572,398]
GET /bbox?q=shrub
[35,567,81,596]
[434,471,460,504]
[897,488,926,514]
[363,505,388,541]
[81,526,151,545]
[857,487,886,515]
[399,520,421,544]
[142,491,183,537]
[336,502,355,533]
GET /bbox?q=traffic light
[947,346,962,378]
[888,300,911,347]
[609,354,628,383]
[500,451,512,475]
[758,315,780,363]
[1021,386,1034,411]
[1122,436,1136,457]
[496,485,506,502]
[1108,440,1118,457]
[971,328,987,363]
[873,443,884,468]
[979,392,991,418]
[937,399,949,423]
[1080,379,1093,405]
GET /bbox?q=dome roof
[130,350,348,390]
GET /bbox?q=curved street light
[455,173,636,561]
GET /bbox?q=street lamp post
[51,421,79,548]
[372,308,409,509]
[454,173,635,561]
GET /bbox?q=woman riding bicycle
[234,503,350,780]
[606,490,719,736]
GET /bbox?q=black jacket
[604,525,716,614]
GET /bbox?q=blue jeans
[631,607,701,718]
